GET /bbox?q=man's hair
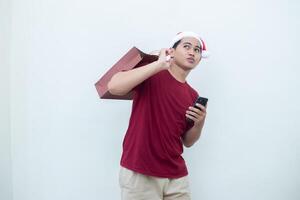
[172,40,181,49]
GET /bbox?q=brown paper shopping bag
[95,47,158,100]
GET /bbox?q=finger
[188,106,203,114]
[195,104,206,113]
[186,113,197,122]
[160,49,170,60]
[166,49,171,55]
[186,110,200,119]
[161,48,168,54]
[165,49,169,55]
[166,55,171,62]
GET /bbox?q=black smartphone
[194,96,208,109]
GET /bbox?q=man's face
[170,37,202,70]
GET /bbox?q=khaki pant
[119,167,191,200]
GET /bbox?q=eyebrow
[182,42,201,49]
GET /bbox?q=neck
[168,64,190,83]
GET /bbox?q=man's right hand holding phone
[186,96,208,128]
[186,103,207,128]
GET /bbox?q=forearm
[108,61,164,96]
[184,102,207,147]
[182,123,204,147]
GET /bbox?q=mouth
[186,57,195,63]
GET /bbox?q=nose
[188,50,195,57]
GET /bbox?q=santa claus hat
[170,31,210,58]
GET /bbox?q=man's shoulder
[186,83,199,97]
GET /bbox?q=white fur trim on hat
[170,31,210,58]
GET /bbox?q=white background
[1,0,300,199]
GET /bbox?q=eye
[194,48,201,53]
[184,45,191,49]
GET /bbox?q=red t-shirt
[120,69,198,178]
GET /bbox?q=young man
[108,31,209,200]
